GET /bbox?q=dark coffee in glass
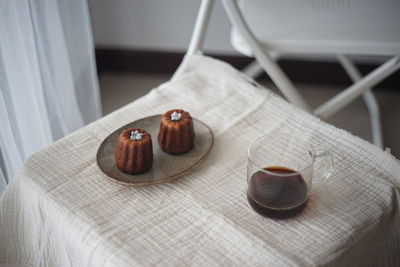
[247,166,308,219]
[247,133,334,220]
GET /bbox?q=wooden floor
[99,72,400,158]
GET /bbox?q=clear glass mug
[247,133,334,219]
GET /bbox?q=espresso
[247,166,308,219]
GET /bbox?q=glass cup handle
[312,150,334,185]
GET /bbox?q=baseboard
[95,48,399,90]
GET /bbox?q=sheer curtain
[0,0,101,195]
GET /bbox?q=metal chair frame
[174,0,400,148]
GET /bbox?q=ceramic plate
[97,115,214,186]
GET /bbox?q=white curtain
[0,0,101,195]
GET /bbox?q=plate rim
[96,114,214,186]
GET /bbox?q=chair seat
[231,0,400,56]
[1,54,399,266]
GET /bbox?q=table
[1,55,399,266]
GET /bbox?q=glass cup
[247,133,334,219]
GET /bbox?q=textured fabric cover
[0,55,399,267]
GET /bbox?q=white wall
[88,0,239,55]
[88,0,391,64]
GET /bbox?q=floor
[99,72,400,158]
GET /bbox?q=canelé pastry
[114,128,153,174]
[158,109,195,154]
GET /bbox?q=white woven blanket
[1,55,399,267]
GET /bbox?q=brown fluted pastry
[114,128,153,174]
[158,109,195,154]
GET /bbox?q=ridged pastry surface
[114,128,153,174]
[158,109,195,154]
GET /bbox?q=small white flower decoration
[170,111,182,121]
[130,130,143,141]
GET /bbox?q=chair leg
[363,90,384,148]
[243,60,264,78]
[315,56,400,120]
[221,0,311,112]
[337,55,384,148]
[172,0,215,80]
[243,52,281,79]
[186,0,215,57]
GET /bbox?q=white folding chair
[174,0,400,148]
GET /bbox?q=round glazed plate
[97,115,214,186]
